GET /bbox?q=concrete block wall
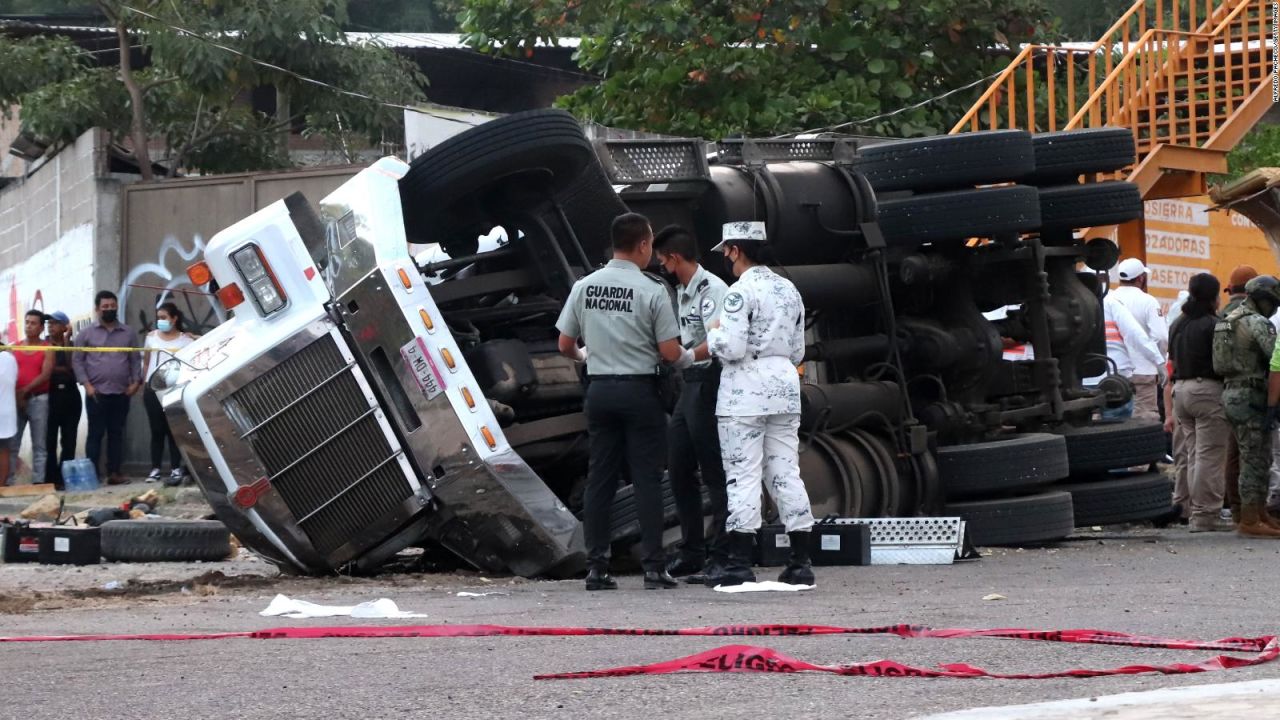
[0,128,124,482]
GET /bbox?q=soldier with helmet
[1214,275,1280,538]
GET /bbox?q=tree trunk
[110,9,154,181]
[275,87,291,159]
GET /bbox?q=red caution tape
[1,623,1274,681]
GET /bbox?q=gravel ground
[1,525,1278,719]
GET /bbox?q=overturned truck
[154,110,1173,576]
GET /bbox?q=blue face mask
[156,319,173,332]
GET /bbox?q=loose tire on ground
[1028,128,1136,184]
[937,433,1070,500]
[1058,419,1167,475]
[944,491,1076,547]
[852,130,1034,192]
[100,520,232,563]
[1037,181,1143,231]
[399,109,594,245]
[877,185,1042,245]
[1057,473,1174,527]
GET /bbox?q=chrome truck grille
[222,335,413,557]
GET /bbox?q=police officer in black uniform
[557,212,694,590]
[653,225,731,584]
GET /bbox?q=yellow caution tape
[0,345,181,353]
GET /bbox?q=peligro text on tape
[0,622,1274,681]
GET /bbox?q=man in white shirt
[0,344,17,486]
[1110,258,1169,421]
[1101,289,1166,420]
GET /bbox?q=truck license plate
[400,337,446,400]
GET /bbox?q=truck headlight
[149,357,183,393]
[232,244,287,314]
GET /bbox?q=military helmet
[1245,275,1280,308]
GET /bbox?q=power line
[118,4,470,124]
[774,70,1005,138]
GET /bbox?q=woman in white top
[0,346,17,486]
[143,303,197,485]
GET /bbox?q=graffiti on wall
[118,233,225,334]
[1,223,96,343]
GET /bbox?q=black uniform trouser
[44,385,82,489]
[669,371,728,562]
[584,378,666,572]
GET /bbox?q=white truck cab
[154,158,584,576]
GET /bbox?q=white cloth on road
[718,413,814,533]
[713,580,815,593]
[259,594,427,619]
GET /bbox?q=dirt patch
[0,570,278,615]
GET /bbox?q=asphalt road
[2,528,1279,720]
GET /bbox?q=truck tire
[609,478,685,542]
[542,158,629,267]
[1038,181,1143,230]
[877,185,1041,245]
[944,491,1076,546]
[1057,473,1174,526]
[1058,419,1167,475]
[1028,128,1136,183]
[937,433,1070,500]
[399,109,594,244]
[100,520,232,563]
[853,130,1034,192]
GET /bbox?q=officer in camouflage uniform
[694,221,816,587]
[557,212,695,590]
[1214,275,1280,539]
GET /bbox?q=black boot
[644,570,680,589]
[696,536,728,585]
[665,551,704,578]
[585,568,617,591]
[712,531,757,587]
[777,531,815,586]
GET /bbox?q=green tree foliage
[0,0,426,177]
[1221,122,1280,181]
[460,0,1053,139]
[345,0,459,32]
[1051,0,1135,40]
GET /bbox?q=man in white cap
[1111,258,1169,421]
[693,220,816,587]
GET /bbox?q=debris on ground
[18,495,61,522]
[259,594,428,619]
[712,581,815,593]
[982,593,1008,601]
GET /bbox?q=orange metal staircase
[951,0,1275,252]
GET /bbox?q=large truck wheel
[1057,473,1174,527]
[944,491,1075,547]
[877,185,1041,245]
[100,520,232,563]
[937,433,1069,500]
[1037,181,1143,231]
[399,109,594,247]
[1058,419,1167,475]
[1028,128,1136,184]
[852,130,1034,192]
